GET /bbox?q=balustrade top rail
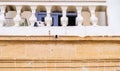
[0,2,106,6]
[0,0,106,2]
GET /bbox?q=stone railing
[0,1,119,37]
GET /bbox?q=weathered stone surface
[0,36,120,71]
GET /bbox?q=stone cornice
[0,59,120,63]
[0,36,119,41]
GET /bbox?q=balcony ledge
[0,26,119,41]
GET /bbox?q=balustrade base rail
[0,26,119,37]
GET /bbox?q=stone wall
[0,40,119,59]
[0,36,120,71]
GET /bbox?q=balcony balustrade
[0,1,119,37]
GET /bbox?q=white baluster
[76,6,83,26]
[29,5,37,27]
[45,6,52,27]
[0,6,5,27]
[89,6,98,26]
[61,6,68,27]
[14,5,22,27]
